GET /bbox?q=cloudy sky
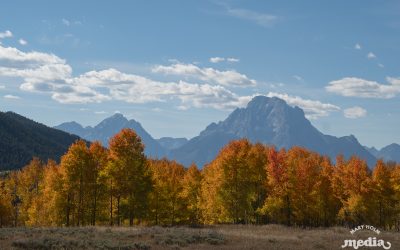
[0,0,399,148]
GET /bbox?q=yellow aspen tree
[88,141,108,225]
[0,176,13,226]
[391,163,400,230]
[181,164,202,225]
[149,159,186,225]
[261,147,290,225]
[372,159,396,229]
[107,128,151,226]
[199,160,226,224]
[333,156,372,226]
[60,140,92,226]
[17,157,44,225]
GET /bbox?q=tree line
[0,128,399,229]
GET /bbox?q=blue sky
[0,0,399,148]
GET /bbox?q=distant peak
[96,113,129,128]
[111,113,125,118]
[106,113,128,121]
[55,121,83,129]
[247,95,287,108]
[382,143,400,150]
[66,121,81,126]
[248,96,269,106]
[250,95,270,103]
[342,134,359,144]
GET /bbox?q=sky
[0,0,399,149]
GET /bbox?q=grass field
[0,224,399,249]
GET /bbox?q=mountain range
[2,97,396,172]
[55,96,398,168]
[366,144,400,163]
[0,111,81,171]
[168,96,377,167]
[55,114,165,158]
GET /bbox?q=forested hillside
[0,128,399,230]
[0,111,81,171]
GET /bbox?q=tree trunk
[129,195,134,226]
[117,196,120,226]
[78,170,83,226]
[286,195,291,226]
[109,180,113,226]
[129,210,134,226]
[66,193,71,227]
[92,191,97,226]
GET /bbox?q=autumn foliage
[1,131,400,230]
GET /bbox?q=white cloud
[0,44,108,104]
[74,68,253,109]
[0,45,66,65]
[209,57,225,63]
[227,57,239,63]
[326,77,400,99]
[0,44,255,109]
[18,39,27,45]
[0,85,5,89]
[152,107,162,112]
[62,18,82,27]
[367,52,376,59]
[344,106,367,119]
[4,94,20,99]
[152,63,256,87]
[0,45,73,89]
[176,105,189,111]
[94,111,107,114]
[62,18,70,26]
[49,86,110,104]
[293,75,303,81]
[266,92,340,119]
[73,67,256,110]
[0,43,342,117]
[0,44,269,111]
[226,8,277,27]
[209,57,239,63]
[355,43,362,50]
[378,63,384,68]
[0,30,13,39]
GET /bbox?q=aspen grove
[1,128,400,230]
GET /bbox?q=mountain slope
[0,111,81,171]
[157,137,188,150]
[55,114,165,158]
[55,121,89,137]
[169,96,376,168]
[366,143,400,162]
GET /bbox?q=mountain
[366,143,400,162]
[0,111,81,171]
[55,113,165,158]
[169,96,377,168]
[365,146,380,157]
[157,137,188,150]
[55,121,90,137]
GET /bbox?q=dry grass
[0,224,399,249]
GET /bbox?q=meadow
[1,224,399,250]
